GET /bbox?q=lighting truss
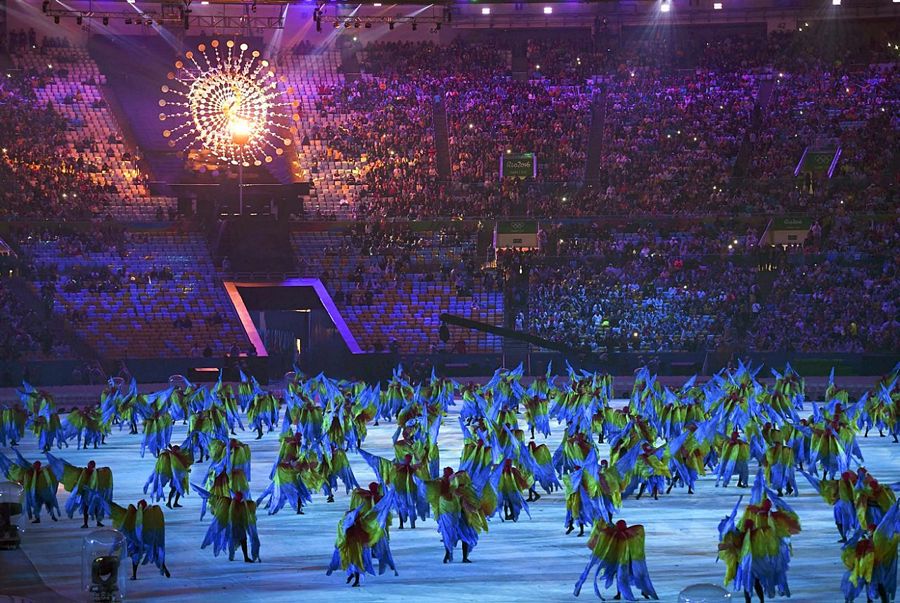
[41,1,288,30]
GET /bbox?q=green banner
[800,150,835,174]
[789,358,855,376]
[771,217,812,230]
[500,153,536,179]
[497,221,538,235]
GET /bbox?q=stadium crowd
[0,25,896,368]
[0,74,112,221]
[520,215,897,354]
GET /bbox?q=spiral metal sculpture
[159,39,298,167]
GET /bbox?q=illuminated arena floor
[3,402,899,603]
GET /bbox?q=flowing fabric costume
[839,502,899,603]
[0,451,60,522]
[256,460,314,515]
[716,431,750,488]
[574,519,659,601]
[359,449,429,528]
[803,470,861,541]
[64,407,109,450]
[523,395,551,439]
[46,454,113,527]
[0,404,27,446]
[110,501,170,578]
[762,427,798,497]
[425,468,492,563]
[141,409,174,458]
[620,444,671,501]
[326,486,398,586]
[206,438,252,486]
[525,441,561,494]
[193,486,261,562]
[666,422,713,494]
[492,458,533,522]
[31,413,67,452]
[851,468,896,532]
[717,474,802,602]
[564,455,603,536]
[144,445,194,506]
[19,383,55,419]
[318,445,359,499]
[182,410,218,462]
[247,389,280,439]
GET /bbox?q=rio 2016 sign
[500,152,537,179]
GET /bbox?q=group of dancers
[1,362,899,602]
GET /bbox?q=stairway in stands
[511,41,528,82]
[341,44,361,83]
[90,37,184,194]
[755,267,779,304]
[97,75,165,194]
[0,51,13,73]
[583,87,608,185]
[433,96,452,181]
[219,219,294,275]
[501,263,531,367]
[9,277,103,363]
[501,318,531,368]
[730,77,776,181]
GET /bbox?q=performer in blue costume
[0,450,60,523]
[192,486,261,563]
[110,499,170,579]
[143,444,194,508]
[717,473,802,603]
[46,454,113,528]
[326,484,398,587]
[256,459,314,515]
[425,467,493,563]
[359,449,429,528]
[574,518,659,601]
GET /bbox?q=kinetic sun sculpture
[159,39,299,167]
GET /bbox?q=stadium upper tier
[0,25,896,367]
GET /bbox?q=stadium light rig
[40,0,287,30]
[158,40,299,167]
[313,0,453,30]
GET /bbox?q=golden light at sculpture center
[230,117,252,147]
[158,39,299,167]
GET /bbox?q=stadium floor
[3,400,898,603]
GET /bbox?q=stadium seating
[22,231,251,358]
[11,46,177,220]
[290,227,503,354]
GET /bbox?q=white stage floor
[3,402,899,602]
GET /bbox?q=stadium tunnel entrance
[225,279,393,381]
